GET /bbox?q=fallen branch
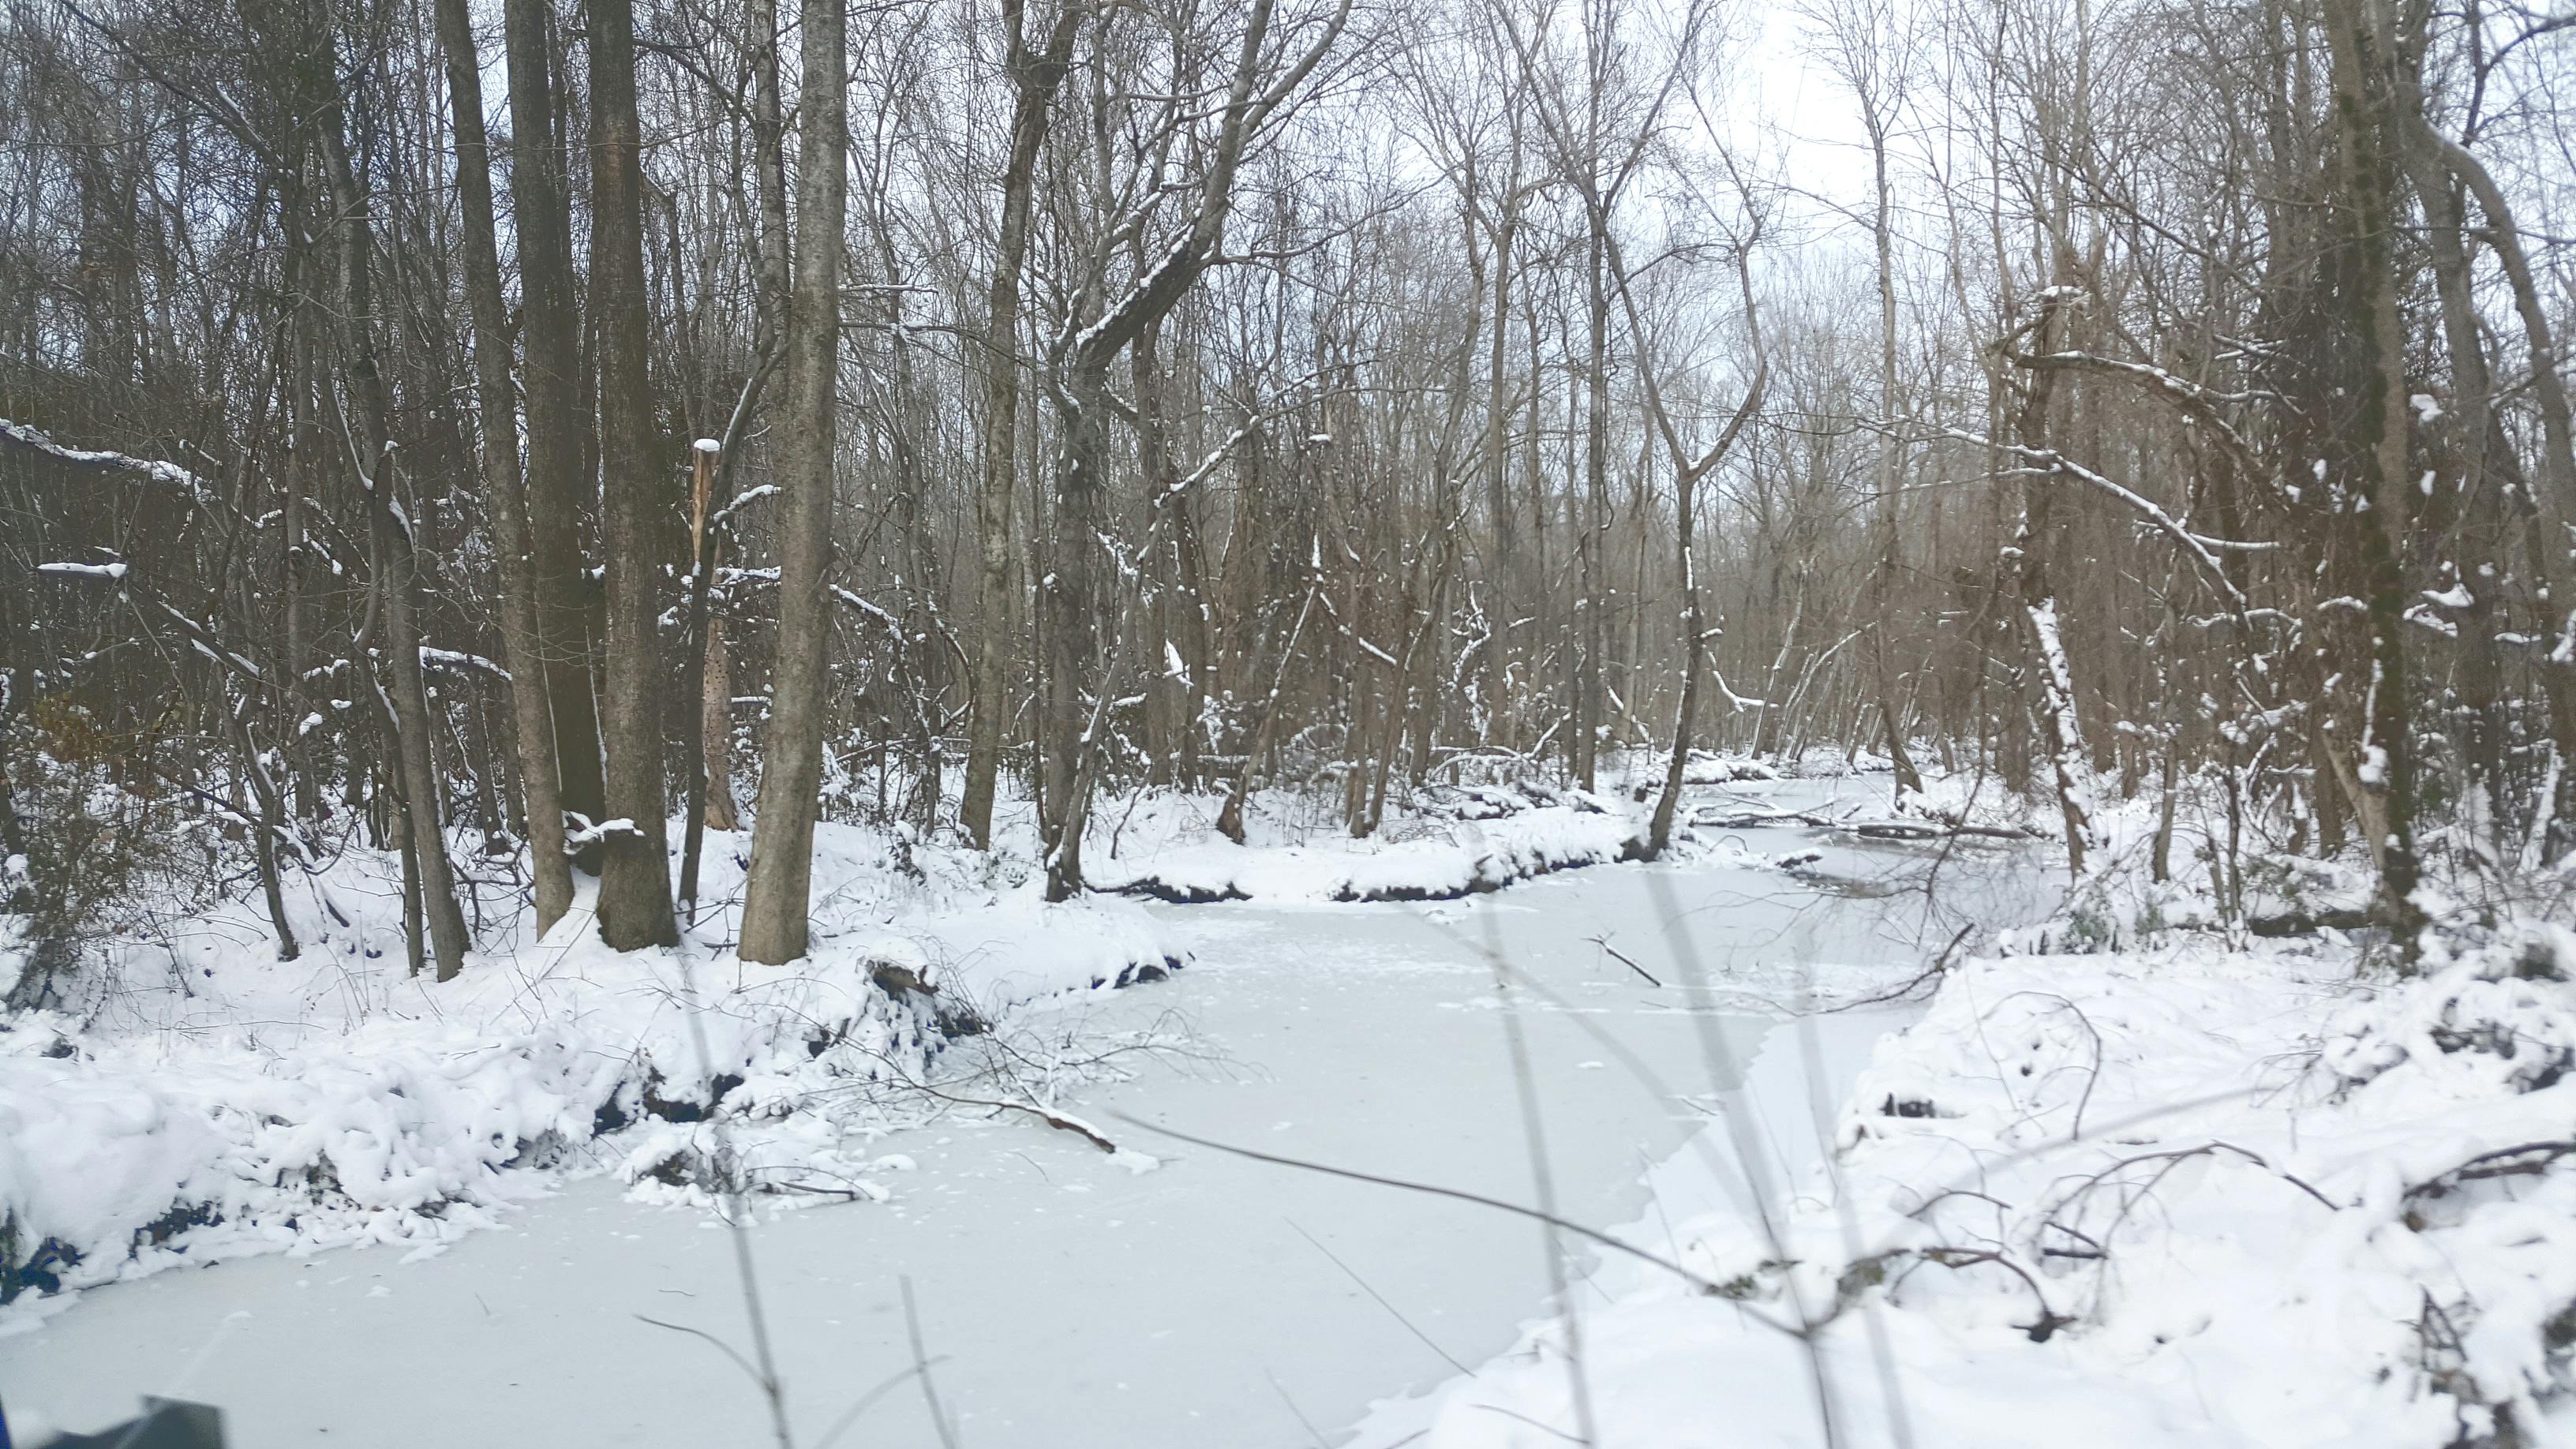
[2245,907,2376,938]
[2403,1140,2576,1200]
[907,1081,1119,1152]
[1588,936,1664,987]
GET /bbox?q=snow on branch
[561,814,643,852]
[2008,350,2274,485]
[710,483,780,530]
[830,585,902,631]
[1904,422,2254,612]
[420,647,511,681]
[1163,419,1260,502]
[2,418,212,501]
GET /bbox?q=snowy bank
[1088,798,1643,903]
[0,822,1181,1319]
[1351,924,2576,1447]
[1085,763,1841,904]
[0,761,1916,1323]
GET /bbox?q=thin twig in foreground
[902,1276,962,1449]
[1105,1111,1790,1335]
[1287,1217,1472,1373]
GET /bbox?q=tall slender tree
[590,0,678,949]
[737,0,850,963]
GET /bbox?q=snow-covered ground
[1,773,2041,1445]
[1351,908,2576,1449]
[22,763,2562,1449]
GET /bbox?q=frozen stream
[0,801,2051,1447]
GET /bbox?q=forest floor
[3,766,2571,1447]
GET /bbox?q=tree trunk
[2009,289,2095,877]
[961,2,1084,848]
[676,0,787,912]
[589,0,677,950]
[501,0,608,874]
[703,608,739,833]
[313,105,472,980]
[737,0,847,964]
[433,0,572,938]
[1865,109,1924,803]
[1575,217,1610,792]
[2321,0,2426,942]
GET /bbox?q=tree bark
[961,1,1084,848]
[500,0,608,875]
[2321,0,2426,942]
[737,0,847,964]
[589,0,677,950]
[433,0,572,938]
[309,79,473,979]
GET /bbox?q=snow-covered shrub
[2325,922,2576,1098]
[2,700,225,1013]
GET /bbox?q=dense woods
[2,0,2570,985]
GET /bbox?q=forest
[1,0,2573,1443]
[3,0,2564,973]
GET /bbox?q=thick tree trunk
[433,0,572,938]
[737,0,847,964]
[2009,290,2095,877]
[1038,358,1110,900]
[589,0,677,950]
[2322,0,2426,943]
[962,2,1084,848]
[501,0,608,874]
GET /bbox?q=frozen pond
[0,789,2053,1447]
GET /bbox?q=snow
[0,420,212,501]
[1088,798,1640,903]
[8,762,2571,1449]
[0,789,2009,1446]
[0,822,1181,1321]
[1351,919,2576,1449]
[417,646,507,679]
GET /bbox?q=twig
[906,1080,1119,1151]
[1827,924,1975,1013]
[1106,1112,1785,1327]
[1472,1403,1589,1443]
[1586,935,1664,987]
[1267,1368,1331,1449]
[2402,1140,2576,1199]
[1286,1219,1470,1372]
[901,1276,961,1449]
[1915,1246,2073,1341]
[634,1313,767,1391]
[813,1357,956,1449]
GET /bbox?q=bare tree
[737,0,850,963]
[591,0,679,949]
